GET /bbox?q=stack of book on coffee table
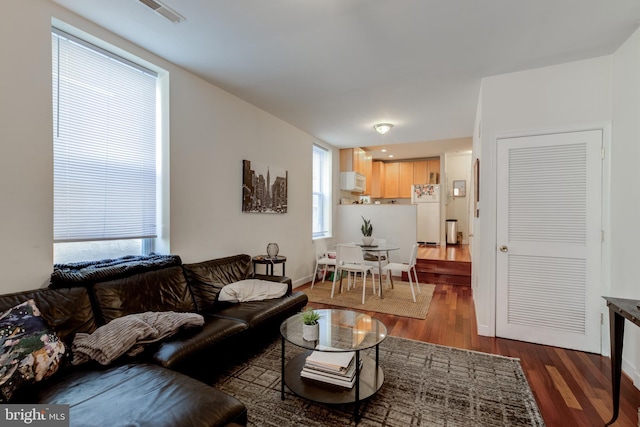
[301,348,361,388]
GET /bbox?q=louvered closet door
[496,130,602,353]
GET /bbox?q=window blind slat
[53,31,157,243]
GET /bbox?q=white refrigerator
[412,184,440,245]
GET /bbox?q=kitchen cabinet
[384,162,399,198]
[398,162,414,198]
[371,161,385,198]
[340,148,372,192]
[413,161,428,184]
[368,157,441,199]
[381,161,414,198]
[427,159,440,184]
[413,159,440,184]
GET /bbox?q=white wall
[335,205,417,263]
[611,26,640,387]
[475,56,613,339]
[0,0,324,293]
[0,2,55,290]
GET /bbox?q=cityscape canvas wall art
[242,160,288,213]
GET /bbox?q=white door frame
[487,122,611,355]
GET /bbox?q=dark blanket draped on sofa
[50,253,182,288]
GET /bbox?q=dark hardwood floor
[299,244,640,426]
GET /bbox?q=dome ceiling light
[373,123,393,135]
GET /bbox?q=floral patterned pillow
[0,299,67,402]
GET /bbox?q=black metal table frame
[252,255,286,276]
[603,296,640,426]
[280,336,380,423]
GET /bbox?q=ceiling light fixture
[373,123,393,135]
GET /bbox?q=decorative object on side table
[266,243,279,258]
[360,216,374,246]
[301,308,321,341]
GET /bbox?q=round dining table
[355,243,399,299]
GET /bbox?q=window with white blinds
[52,28,158,244]
[312,144,332,238]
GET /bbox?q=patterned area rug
[212,336,545,427]
[303,278,435,319]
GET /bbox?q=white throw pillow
[218,279,288,303]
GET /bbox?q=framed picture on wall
[453,180,466,197]
[242,160,288,213]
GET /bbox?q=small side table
[603,296,640,426]
[252,255,287,276]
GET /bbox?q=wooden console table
[602,296,640,426]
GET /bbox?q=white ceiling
[52,0,640,159]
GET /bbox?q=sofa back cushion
[0,287,96,346]
[182,254,252,312]
[93,266,196,324]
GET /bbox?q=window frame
[312,143,332,239]
[51,25,167,263]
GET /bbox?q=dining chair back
[381,244,421,302]
[331,244,377,304]
[311,239,336,288]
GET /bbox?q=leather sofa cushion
[93,266,196,324]
[182,254,253,312]
[0,287,96,346]
[209,292,308,328]
[33,363,247,427]
[153,316,248,369]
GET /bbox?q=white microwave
[339,171,366,193]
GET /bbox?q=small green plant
[360,216,373,237]
[302,308,321,325]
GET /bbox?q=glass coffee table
[280,309,387,422]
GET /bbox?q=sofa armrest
[253,275,292,294]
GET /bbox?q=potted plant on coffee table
[302,308,321,341]
[361,216,374,246]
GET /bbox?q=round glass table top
[280,309,387,352]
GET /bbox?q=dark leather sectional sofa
[0,254,308,426]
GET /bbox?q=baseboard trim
[293,276,312,289]
[622,357,640,391]
[477,323,492,337]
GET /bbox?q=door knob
[499,245,508,253]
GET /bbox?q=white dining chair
[311,239,336,289]
[331,244,377,304]
[363,238,388,282]
[382,244,421,302]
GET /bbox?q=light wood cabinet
[347,153,441,198]
[398,162,414,198]
[413,159,440,184]
[413,160,428,184]
[427,159,440,184]
[371,161,385,198]
[361,152,372,194]
[381,161,416,198]
[340,148,358,172]
[383,162,399,198]
[340,148,372,192]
